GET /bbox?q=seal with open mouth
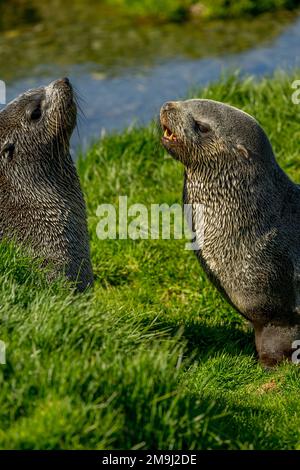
[160,98,300,368]
[0,78,93,291]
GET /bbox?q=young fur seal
[160,98,300,367]
[0,78,93,291]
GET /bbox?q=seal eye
[195,121,211,134]
[30,105,42,121]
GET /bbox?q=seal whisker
[72,86,87,104]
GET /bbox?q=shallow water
[0,2,300,152]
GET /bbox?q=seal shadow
[186,322,255,360]
[147,317,256,362]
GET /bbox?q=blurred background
[0,0,300,152]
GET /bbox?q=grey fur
[0,79,93,291]
[160,99,300,367]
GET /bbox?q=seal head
[0,78,93,291]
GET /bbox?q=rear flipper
[254,322,300,368]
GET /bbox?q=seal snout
[44,77,77,134]
[47,77,73,97]
[160,101,179,143]
[61,77,70,85]
[161,101,178,112]
[55,77,72,89]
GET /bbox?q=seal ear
[0,142,15,161]
[236,144,249,159]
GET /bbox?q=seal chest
[0,78,93,291]
[160,98,300,367]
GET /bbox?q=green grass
[1,71,300,449]
[105,0,300,22]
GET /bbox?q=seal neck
[184,158,291,238]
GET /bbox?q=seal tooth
[164,129,168,138]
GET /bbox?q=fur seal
[160,98,300,367]
[0,78,93,291]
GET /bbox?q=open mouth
[163,125,177,142]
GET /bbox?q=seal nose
[49,78,71,90]
[61,77,70,85]
[55,77,71,87]
[163,101,178,112]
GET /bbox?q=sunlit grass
[105,0,300,21]
[1,72,300,449]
